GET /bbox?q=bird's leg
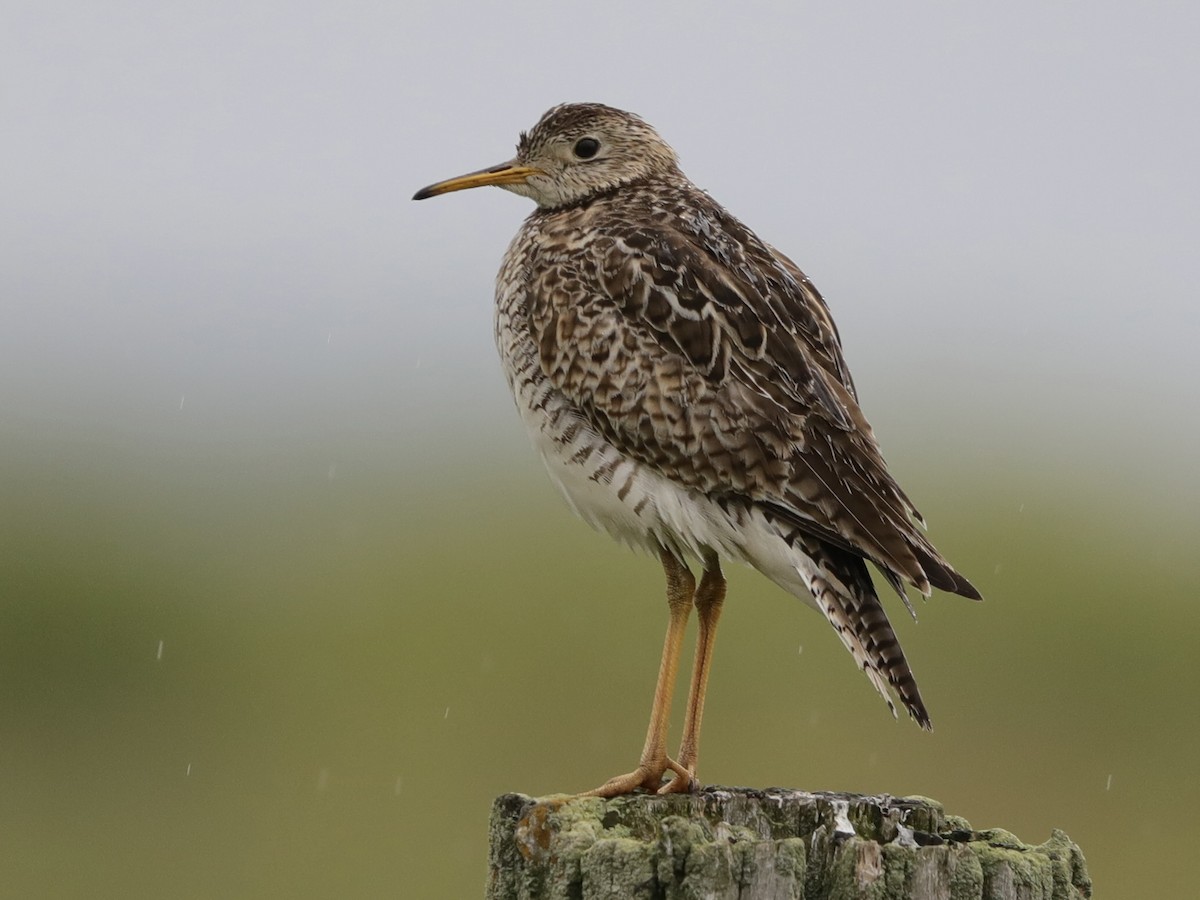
[581,547,695,797]
[659,552,726,795]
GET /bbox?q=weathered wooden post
[485,787,1090,899]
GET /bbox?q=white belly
[521,400,823,614]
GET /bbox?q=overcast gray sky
[3,1,1198,481]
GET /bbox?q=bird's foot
[579,756,697,798]
[655,764,697,795]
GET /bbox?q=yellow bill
[412,161,544,200]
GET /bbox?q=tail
[794,532,932,729]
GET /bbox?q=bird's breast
[492,221,726,560]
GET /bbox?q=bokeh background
[3,1,1198,896]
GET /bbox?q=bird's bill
[412,161,543,200]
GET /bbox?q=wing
[528,191,979,600]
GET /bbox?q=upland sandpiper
[413,103,981,797]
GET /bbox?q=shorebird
[413,103,981,797]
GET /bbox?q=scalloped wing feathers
[525,184,980,604]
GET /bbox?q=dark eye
[573,137,601,159]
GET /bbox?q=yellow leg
[581,547,695,797]
[661,553,726,794]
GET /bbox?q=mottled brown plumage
[414,102,980,794]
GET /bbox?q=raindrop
[1106,774,1113,791]
[444,706,451,720]
[156,640,164,661]
[797,644,804,655]
[326,331,333,344]
[186,763,192,777]
[179,395,186,410]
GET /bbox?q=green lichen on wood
[485,787,1090,900]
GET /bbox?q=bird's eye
[573,138,601,159]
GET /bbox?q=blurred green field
[1,427,1196,897]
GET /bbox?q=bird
[412,102,981,797]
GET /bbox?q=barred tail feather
[712,501,934,728]
[795,534,932,729]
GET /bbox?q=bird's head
[413,103,680,209]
